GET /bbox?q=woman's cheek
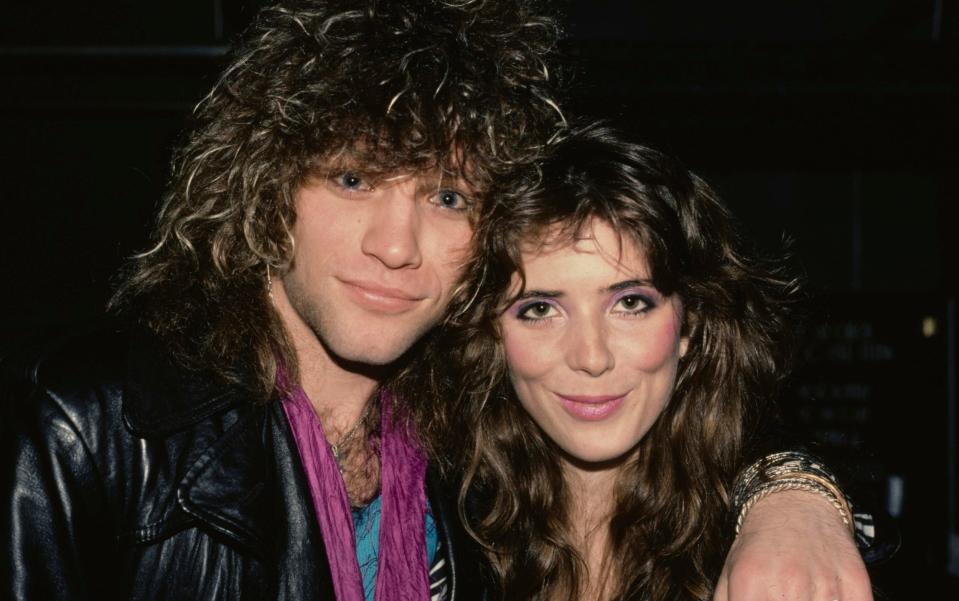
[501,327,554,381]
[618,312,684,371]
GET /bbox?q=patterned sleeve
[428,540,450,601]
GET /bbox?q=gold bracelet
[767,471,853,525]
[735,477,853,536]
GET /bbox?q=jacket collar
[120,328,282,558]
[122,326,245,438]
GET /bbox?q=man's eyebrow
[418,173,472,194]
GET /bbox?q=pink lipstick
[557,394,625,421]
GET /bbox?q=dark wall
[561,6,959,596]
[1,1,956,597]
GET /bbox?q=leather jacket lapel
[175,404,274,558]
[267,399,336,598]
[143,393,335,598]
[119,330,311,571]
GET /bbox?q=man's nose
[360,185,422,270]
[565,318,615,377]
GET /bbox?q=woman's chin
[557,440,639,473]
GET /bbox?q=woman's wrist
[732,450,855,537]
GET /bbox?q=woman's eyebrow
[514,289,564,301]
[606,279,654,293]
[515,280,654,300]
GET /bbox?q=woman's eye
[431,189,470,211]
[615,294,651,313]
[517,301,557,321]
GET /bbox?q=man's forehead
[379,168,471,187]
[320,136,474,172]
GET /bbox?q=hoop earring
[266,264,273,300]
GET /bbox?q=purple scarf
[281,386,430,601]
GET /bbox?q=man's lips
[556,393,626,421]
[339,279,426,313]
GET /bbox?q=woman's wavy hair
[431,123,800,600]
[111,0,566,408]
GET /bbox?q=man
[1,1,875,600]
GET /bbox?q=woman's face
[499,219,688,466]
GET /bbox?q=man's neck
[295,342,380,429]
[271,279,381,434]
[271,279,385,504]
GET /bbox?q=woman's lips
[556,394,625,421]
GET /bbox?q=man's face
[273,167,474,367]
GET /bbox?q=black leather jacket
[1,325,485,600]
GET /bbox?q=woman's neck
[562,461,621,601]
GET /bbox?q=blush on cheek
[631,310,685,370]
[501,330,551,380]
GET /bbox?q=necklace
[330,399,376,473]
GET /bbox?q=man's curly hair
[112,0,566,406]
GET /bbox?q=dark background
[1,1,956,597]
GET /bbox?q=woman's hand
[714,490,873,601]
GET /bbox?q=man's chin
[319,332,421,373]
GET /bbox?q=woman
[437,124,854,600]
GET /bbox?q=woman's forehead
[518,218,645,259]
[516,219,651,279]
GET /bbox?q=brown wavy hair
[111,0,567,410]
[431,124,800,600]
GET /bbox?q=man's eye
[431,189,470,211]
[333,171,373,192]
